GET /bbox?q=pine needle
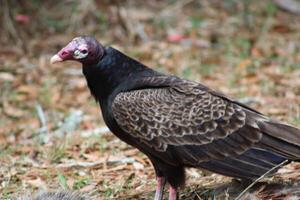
[234,159,289,200]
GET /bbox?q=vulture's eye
[73,49,88,59]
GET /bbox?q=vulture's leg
[168,186,177,200]
[154,177,166,200]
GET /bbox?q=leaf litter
[1,0,300,199]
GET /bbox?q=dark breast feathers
[111,76,268,164]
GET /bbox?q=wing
[112,76,263,162]
[112,76,300,179]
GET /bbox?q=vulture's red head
[51,36,104,64]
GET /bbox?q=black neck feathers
[82,47,157,101]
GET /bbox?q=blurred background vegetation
[0,0,300,199]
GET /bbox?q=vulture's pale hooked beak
[50,54,63,64]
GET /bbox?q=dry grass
[0,0,300,199]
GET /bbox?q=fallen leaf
[237,59,251,70]
[3,101,26,118]
[26,177,47,188]
[17,85,38,99]
[0,72,15,82]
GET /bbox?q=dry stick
[2,0,26,52]
[35,103,49,137]
[25,156,135,169]
[193,191,202,200]
[234,159,289,200]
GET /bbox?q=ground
[0,1,300,199]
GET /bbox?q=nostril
[81,49,88,54]
[61,51,68,56]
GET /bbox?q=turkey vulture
[51,36,300,200]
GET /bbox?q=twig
[80,126,110,137]
[2,0,26,52]
[35,103,49,137]
[194,191,202,200]
[234,159,289,200]
[25,157,135,169]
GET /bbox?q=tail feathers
[198,148,287,180]
[258,134,300,160]
[258,121,300,146]
[199,159,260,180]
[257,121,300,160]
[240,148,286,167]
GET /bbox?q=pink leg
[154,177,166,200]
[168,186,177,200]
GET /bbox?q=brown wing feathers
[113,88,241,149]
[112,77,261,154]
